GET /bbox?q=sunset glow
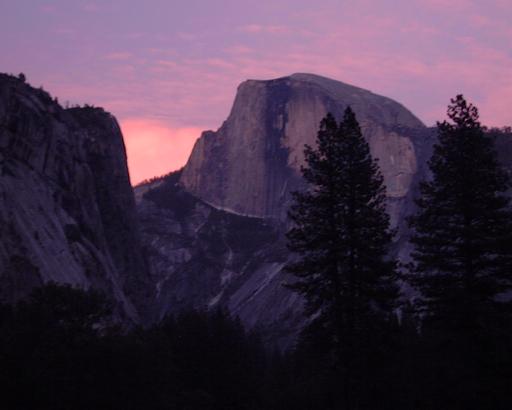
[121,119,203,185]
[2,1,510,183]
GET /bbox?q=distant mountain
[136,171,300,346]
[2,72,510,347]
[137,74,438,346]
[181,73,426,222]
[0,74,149,321]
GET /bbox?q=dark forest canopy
[0,283,270,410]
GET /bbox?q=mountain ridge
[2,71,510,346]
[180,73,427,221]
[139,73,436,345]
[0,73,149,321]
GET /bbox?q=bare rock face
[4,71,507,347]
[128,76,512,347]
[141,74,437,346]
[180,73,425,222]
[136,172,303,347]
[0,74,148,320]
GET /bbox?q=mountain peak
[180,74,426,219]
[240,73,424,129]
[289,72,377,95]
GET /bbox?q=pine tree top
[408,95,512,325]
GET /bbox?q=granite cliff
[137,172,301,346]
[0,74,149,321]
[2,72,509,346]
[138,74,438,345]
[180,73,426,225]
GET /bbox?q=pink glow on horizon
[120,119,203,185]
[2,0,511,183]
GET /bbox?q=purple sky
[2,0,511,184]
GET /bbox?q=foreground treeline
[1,282,509,410]
[0,284,269,410]
[1,95,512,410]
[282,96,512,410]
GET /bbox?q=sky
[1,0,511,184]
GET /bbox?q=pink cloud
[468,14,491,27]
[419,0,475,10]
[176,32,198,41]
[156,60,177,68]
[240,24,289,34]
[52,27,76,35]
[16,0,510,185]
[479,84,512,127]
[207,58,235,69]
[104,52,133,61]
[82,2,100,13]
[40,4,57,14]
[225,45,253,55]
[120,118,204,185]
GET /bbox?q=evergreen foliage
[286,108,400,408]
[408,95,512,409]
[0,283,268,410]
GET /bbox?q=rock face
[3,71,509,347]
[137,172,302,347]
[0,74,148,320]
[139,74,437,346]
[140,78,510,347]
[180,73,425,223]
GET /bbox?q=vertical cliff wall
[0,74,148,320]
[180,73,426,224]
[141,74,435,345]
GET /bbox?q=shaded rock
[180,73,425,222]
[140,74,437,346]
[0,74,149,321]
[136,172,302,348]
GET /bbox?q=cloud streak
[239,24,290,34]
[3,0,510,182]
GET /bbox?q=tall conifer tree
[408,95,512,408]
[286,107,399,409]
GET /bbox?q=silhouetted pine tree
[286,108,399,409]
[408,95,512,409]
